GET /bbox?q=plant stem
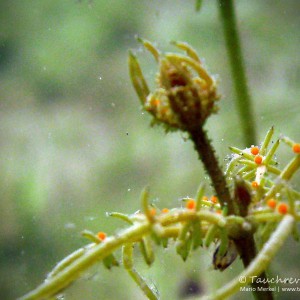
[234,235,273,300]
[19,222,151,300]
[189,126,273,300]
[189,126,235,214]
[218,0,256,146]
[19,209,226,300]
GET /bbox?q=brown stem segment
[189,126,234,214]
[234,235,273,300]
[189,126,273,300]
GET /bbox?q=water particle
[64,223,76,229]
[84,216,96,221]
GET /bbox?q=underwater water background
[0,1,299,299]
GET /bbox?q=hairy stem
[189,126,234,214]
[234,235,273,300]
[218,0,256,146]
[189,126,273,300]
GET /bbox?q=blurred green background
[0,1,299,299]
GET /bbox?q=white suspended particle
[64,223,76,229]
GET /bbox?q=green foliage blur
[0,1,299,299]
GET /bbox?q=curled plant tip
[176,222,194,261]
[176,236,193,261]
[170,41,201,63]
[191,221,203,250]
[213,239,238,271]
[81,230,102,243]
[108,212,133,224]
[136,37,160,62]
[195,183,205,211]
[129,39,219,131]
[128,51,150,105]
[140,236,155,266]
[81,230,119,269]
[204,224,218,248]
[260,126,274,155]
[123,243,159,300]
[103,253,119,270]
[141,186,156,223]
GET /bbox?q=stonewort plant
[19,2,299,300]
